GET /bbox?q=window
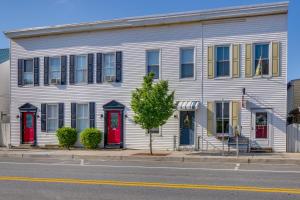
[254,44,269,76]
[216,46,230,77]
[103,53,116,82]
[180,48,194,78]
[76,103,89,132]
[216,102,230,134]
[146,50,160,79]
[23,59,34,85]
[49,57,61,84]
[149,127,160,134]
[75,55,87,84]
[255,112,268,139]
[47,104,58,132]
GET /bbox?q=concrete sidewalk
[0,148,300,164]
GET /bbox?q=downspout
[8,40,11,148]
[201,23,204,151]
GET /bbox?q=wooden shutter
[89,102,95,128]
[88,53,94,84]
[69,55,75,85]
[232,44,240,78]
[207,101,214,136]
[71,103,76,129]
[34,57,40,86]
[44,57,49,86]
[231,101,240,134]
[41,103,47,132]
[96,53,102,83]
[18,59,23,87]
[207,46,214,79]
[116,51,122,82]
[61,56,67,85]
[58,103,64,128]
[272,42,280,77]
[245,44,252,77]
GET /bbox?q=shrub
[80,128,102,149]
[56,127,77,149]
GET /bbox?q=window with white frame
[149,127,160,134]
[75,55,88,84]
[180,48,194,78]
[216,46,230,77]
[103,53,116,82]
[254,43,269,76]
[23,59,34,85]
[146,50,160,79]
[76,103,89,132]
[215,102,230,135]
[49,57,61,84]
[47,104,58,132]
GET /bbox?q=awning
[176,101,200,111]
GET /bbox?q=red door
[107,111,121,144]
[23,112,35,143]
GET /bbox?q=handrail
[197,135,223,151]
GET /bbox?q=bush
[56,127,77,149]
[80,128,102,149]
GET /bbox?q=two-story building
[5,2,288,151]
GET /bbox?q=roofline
[4,1,288,39]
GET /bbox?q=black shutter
[88,54,94,84]
[116,51,122,82]
[58,103,64,128]
[61,56,67,85]
[18,59,23,87]
[44,57,49,86]
[71,103,76,129]
[96,53,102,83]
[89,102,95,128]
[69,55,75,85]
[41,104,47,132]
[34,57,40,86]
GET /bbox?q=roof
[287,79,300,89]
[0,49,9,64]
[4,1,288,39]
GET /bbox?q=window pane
[224,46,229,60]
[26,114,33,128]
[47,105,58,118]
[23,73,33,85]
[147,51,159,66]
[77,119,89,132]
[149,127,159,134]
[217,47,223,61]
[148,65,159,79]
[216,102,229,134]
[47,119,57,132]
[110,113,119,129]
[75,55,87,83]
[181,64,194,78]
[49,57,61,80]
[24,60,33,72]
[216,46,230,77]
[181,48,194,64]
[103,53,116,77]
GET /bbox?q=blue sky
[0,0,298,80]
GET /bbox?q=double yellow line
[0,176,299,195]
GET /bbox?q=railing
[196,135,223,152]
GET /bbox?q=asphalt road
[0,157,299,200]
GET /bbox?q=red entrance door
[107,111,121,144]
[23,112,35,143]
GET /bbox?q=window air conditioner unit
[105,76,116,82]
[51,79,61,85]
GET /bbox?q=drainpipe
[201,23,204,151]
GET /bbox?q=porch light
[16,115,20,119]
[100,114,104,118]
[174,114,178,118]
[125,114,128,118]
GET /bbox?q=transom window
[180,48,194,78]
[216,46,230,77]
[23,59,34,85]
[103,53,116,82]
[146,50,160,79]
[47,104,58,132]
[75,55,88,84]
[76,103,89,132]
[49,57,61,84]
[216,102,230,134]
[254,44,269,76]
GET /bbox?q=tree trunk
[149,129,153,155]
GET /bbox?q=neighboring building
[4,2,288,151]
[287,79,300,124]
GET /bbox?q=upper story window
[254,43,269,76]
[23,59,34,85]
[49,57,61,84]
[180,48,194,79]
[103,53,116,82]
[75,55,88,84]
[216,46,230,77]
[146,50,160,79]
[47,104,58,132]
[215,102,230,135]
[76,103,89,132]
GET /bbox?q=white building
[4,2,288,152]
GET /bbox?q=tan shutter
[245,44,252,78]
[272,42,280,77]
[232,44,240,78]
[207,46,214,79]
[231,101,240,135]
[207,101,214,136]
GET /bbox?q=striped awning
[176,101,200,111]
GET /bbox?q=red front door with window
[23,112,35,143]
[107,111,121,144]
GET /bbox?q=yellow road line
[0,176,299,195]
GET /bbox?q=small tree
[131,72,175,155]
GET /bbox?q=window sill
[179,77,196,81]
[252,75,272,79]
[214,76,232,80]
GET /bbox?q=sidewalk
[0,148,300,164]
